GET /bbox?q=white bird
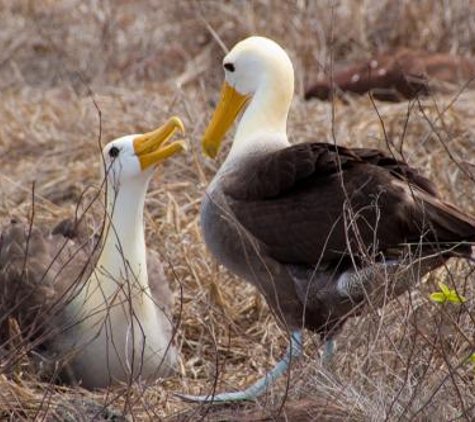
[179,36,475,403]
[0,117,186,389]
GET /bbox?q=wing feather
[0,218,97,343]
[222,143,475,265]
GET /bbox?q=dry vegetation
[2,0,475,420]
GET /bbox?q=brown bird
[179,37,475,403]
[305,48,475,102]
[0,117,186,389]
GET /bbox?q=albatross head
[98,116,186,272]
[103,116,186,187]
[202,36,294,159]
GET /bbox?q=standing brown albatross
[178,37,475,403]
[0,117,186,389]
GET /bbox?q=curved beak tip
[178,139,188,152]
[170,116,186,135]
[134,117,188,170]
[202,140,218,159]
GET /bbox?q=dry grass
[2,0,475,420]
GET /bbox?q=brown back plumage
[0,219,96,347]
[209,142,475,334]
[0,217,174,375]
[224,142,475,265]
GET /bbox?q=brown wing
[48,218,100,298]
[146,248,174,316]
[223,143,475,266]
[0,218,97,345]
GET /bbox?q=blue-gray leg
[176,330,303,403]
[321,338,336,365]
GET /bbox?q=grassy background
[1,0,475,420]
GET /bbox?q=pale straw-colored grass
[1,1,475,420]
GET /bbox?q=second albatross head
[202,36,294,158]
[103,116,186,186]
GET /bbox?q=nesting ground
[2,1,475,421]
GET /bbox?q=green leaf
[430,292,447,303]
[447,292,467,304]
[438,282,451,296]
[430,282,467,304]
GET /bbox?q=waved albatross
[179,37,475,402]
[0,117,186,389]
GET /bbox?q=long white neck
[95,176,151,293]
[63,171,178,386]
[224,70,294,168]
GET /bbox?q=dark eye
[109,146,120,158]
[224,62,235,72]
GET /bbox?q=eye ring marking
[109,146,120,158]
[224,63,235,72]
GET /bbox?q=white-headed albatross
[0,117,186,389]
[179,37,475,402]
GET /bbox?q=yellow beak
[133,116,187,170]
[202,81,250,158]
